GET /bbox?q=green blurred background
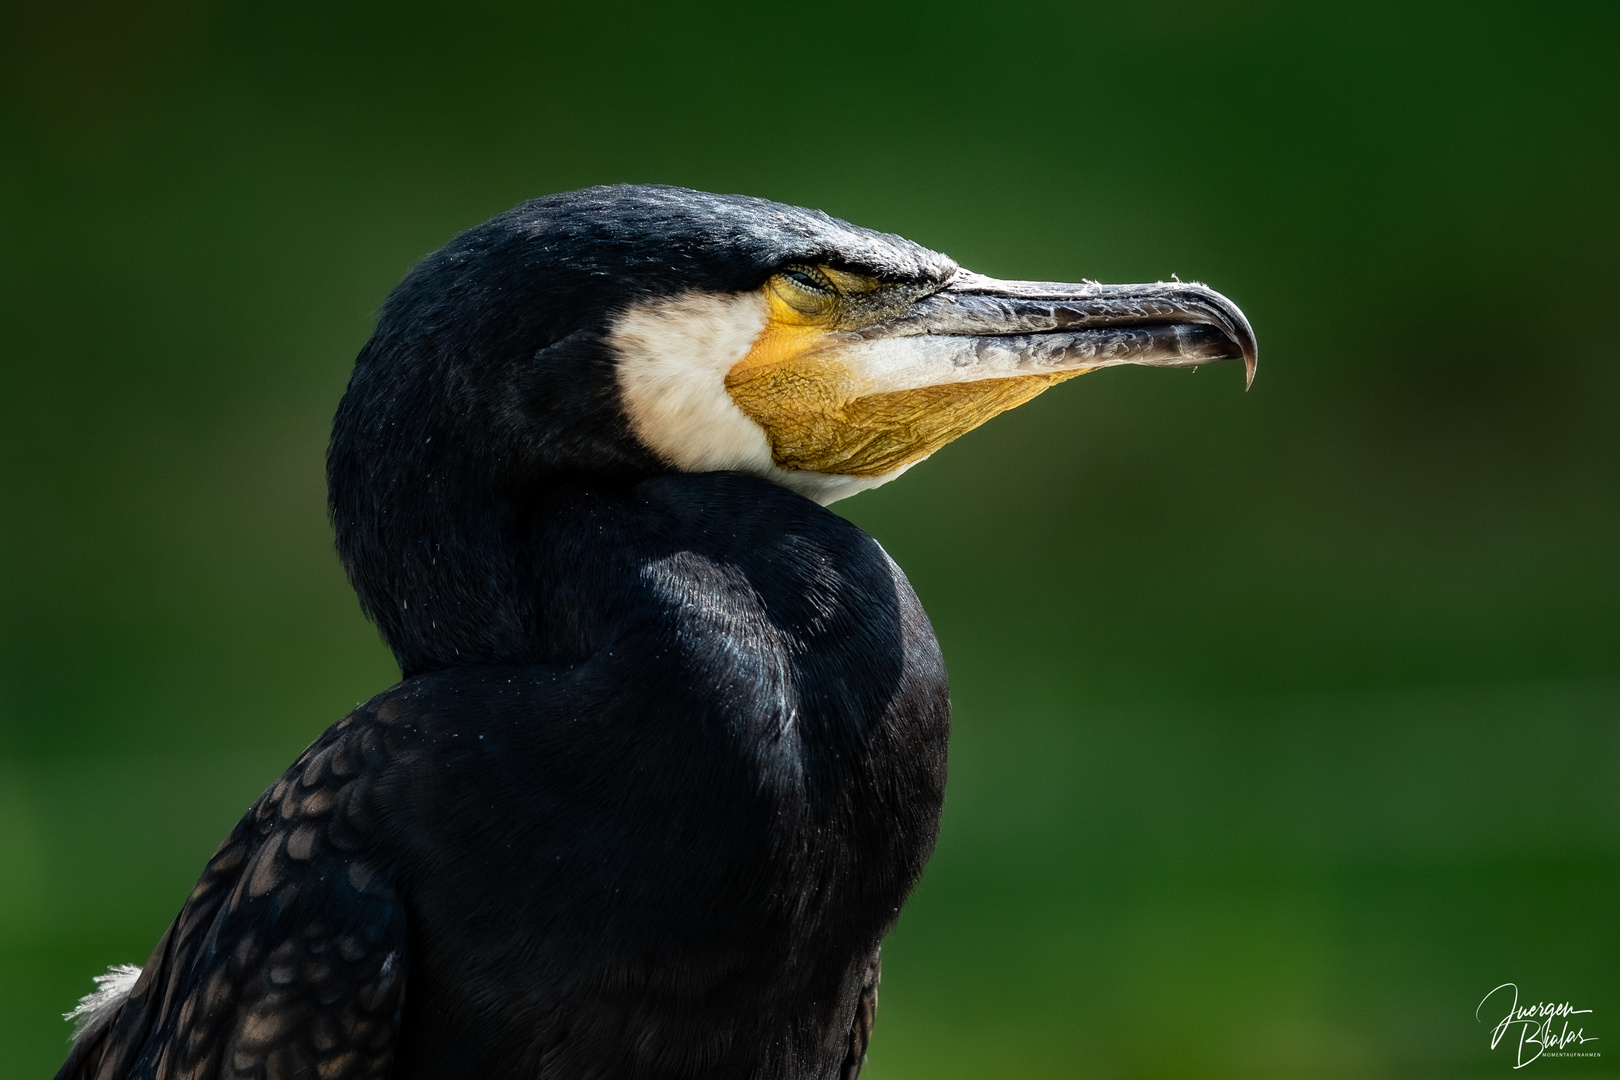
[2,0,1617,1076]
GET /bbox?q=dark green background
[3,1,1617,1076]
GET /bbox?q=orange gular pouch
[725,351,1084,477]
[722,268,1090,478]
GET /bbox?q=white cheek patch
[610,292,907,506]
[612,291,776,475]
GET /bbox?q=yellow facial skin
[724,266,1084,477]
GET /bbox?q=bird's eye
[769,265,842,319]
[781,267,835,295]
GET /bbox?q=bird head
[329,185,1255,673]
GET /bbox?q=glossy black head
[328,186,954,674]
[328,184,1255,676]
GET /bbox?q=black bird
[57,185,1255,1080]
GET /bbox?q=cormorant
[56,185,1255,1080]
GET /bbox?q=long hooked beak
[843,270,1258,391]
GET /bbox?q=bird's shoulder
[57,703,418,1080]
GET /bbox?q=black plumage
[64,473,943,1080]
[57,185,1254,1080]
[327,186,953,678]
